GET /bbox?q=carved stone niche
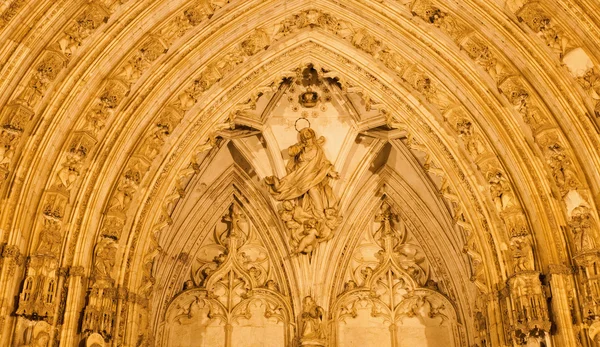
[573,251,600,332]
[81,237,118,340]
[506,272,551,346]
[331,200,460,347]
[161,203,293,347]
[16,255,60,322]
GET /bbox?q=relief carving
[339,199,437,296]
[56,4,109,57]
[569,205,597,254]
[0,0,25,30]
[410,0,471,42]
[16,52,66,107]
[517,4,575,58]
[189,203,272,290]
[300,296,326,346]
[462,36,511,84]
[115,36,168,83]
[577,67,600,117]
[265,127,342,255]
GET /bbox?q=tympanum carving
[265,127,342,255]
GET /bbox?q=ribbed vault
[0,0,599,346]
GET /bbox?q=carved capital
[546,264,572,276]
[69,266,85,277]
[1,244,21,259]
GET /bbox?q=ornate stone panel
[331,199,460,347]
[161,202,293,347]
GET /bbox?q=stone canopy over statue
[265,127,342,255]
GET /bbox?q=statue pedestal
[300,338,325,347]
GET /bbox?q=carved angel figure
[301,296,325,341]
[265,128,342,254]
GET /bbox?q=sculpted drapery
[300,295,326,343]
[265,127,342,254]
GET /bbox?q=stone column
[546,264,578,347]
[574,251,600,346]
[60,266,85,347]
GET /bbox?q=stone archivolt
[0,0,599,346]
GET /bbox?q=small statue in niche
[265,127,342,255]
[92,237,117,282]
[569,205,597,253]
[300,296,326,343]
[488,171,515,211]
[510,235,534,273]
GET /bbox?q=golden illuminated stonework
[1,0,600,346]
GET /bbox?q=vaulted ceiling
[0,0,600,346]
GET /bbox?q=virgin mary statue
[265,127,342,254]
